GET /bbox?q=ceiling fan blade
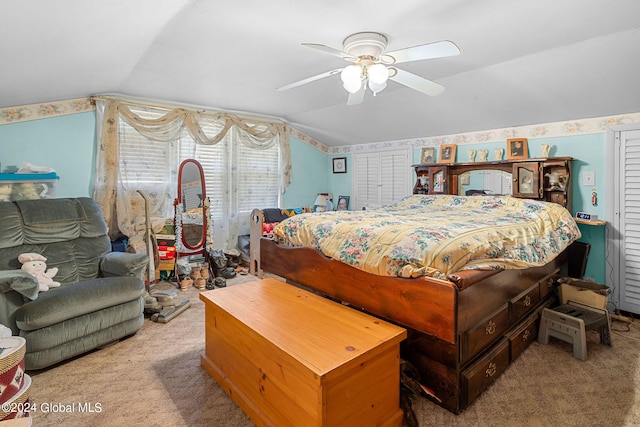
[302,43,357,61]
[389,68,445,96]
[383,40,460,64]
[347,81,366,105]
[277,68,343,91]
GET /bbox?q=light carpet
[28,274,640,426]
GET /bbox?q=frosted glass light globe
[368,80,387,95]
[367,63,389,85]
[341,65,363,93]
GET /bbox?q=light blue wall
[0,111,608,282]
[282,136,329,208]
[287,151,353,209]
[328,154,352,207]
[0,116,328,208]
[0,112,96,197]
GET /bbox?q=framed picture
[421,147,436,164]
[332,157,347,174]
[507,138,529,160]
[336,195,350,211]
[439,144,456,164]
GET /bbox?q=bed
[259,194,581,413]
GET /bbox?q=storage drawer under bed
[461,338,510,408]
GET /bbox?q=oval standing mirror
[176,159,206,251]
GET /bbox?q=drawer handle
[485,362,497,377]
[546,278,554,289]
[485,321,496,335]
[523,295,531,307]
[522,329,531,342]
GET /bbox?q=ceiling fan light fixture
[367,63,389,85]
[368,79,387,95]
[341,64,363,93]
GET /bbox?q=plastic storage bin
[0,172,59,201]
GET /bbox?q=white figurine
[468,150,477,162]
[494,148,504,161]
[478,149,489,162]
[540,144,551,158]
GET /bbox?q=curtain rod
[90,93,290,125]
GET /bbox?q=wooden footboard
[260,237,458,344]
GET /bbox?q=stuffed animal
[0,183,12,201]
[18,253,61,292]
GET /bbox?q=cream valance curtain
[93,97,291,250]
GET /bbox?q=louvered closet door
[379,151,411,206]
[620,129,640,314]
[354,153,382,210]
[353,149,411,210]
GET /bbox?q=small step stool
[538,300,612,361]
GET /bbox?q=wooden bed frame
[259,237,568,413]
[256,158,577,413]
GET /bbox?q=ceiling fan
[277,32,460,105]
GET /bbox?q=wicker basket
[0,374,31,420]
[0,337,26,374]
[0,336,27,420]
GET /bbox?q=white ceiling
[2,0,639,147]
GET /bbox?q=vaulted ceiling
[2,1,639,147]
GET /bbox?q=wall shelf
[575,218,606,226]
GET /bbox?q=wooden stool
[538,301,611,361]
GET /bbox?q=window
[117,105,280,249]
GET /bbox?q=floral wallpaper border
[2,98,638,156]
[0,97,331,153]
[286,126,329,153]
[329,112,640,154]
[0,98,95,124]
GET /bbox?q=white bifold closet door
[352,149,412,211]
[616,129,640,314]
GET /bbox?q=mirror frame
[176,159,207,251]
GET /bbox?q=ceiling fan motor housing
[343,32,388,59]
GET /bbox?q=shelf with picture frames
[411,156,574,211]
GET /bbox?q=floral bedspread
[273,195,581,280]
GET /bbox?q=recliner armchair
[0,197,148,370]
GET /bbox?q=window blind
[118,106,280,233]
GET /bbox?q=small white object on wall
[582,171,596,186]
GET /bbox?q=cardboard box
[158,245,176,260]
[557,278,610,309]
[157,259,176,272]
[156,234,176,247]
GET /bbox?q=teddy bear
[18,253,61,292]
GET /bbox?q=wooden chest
[200,278,407,427]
